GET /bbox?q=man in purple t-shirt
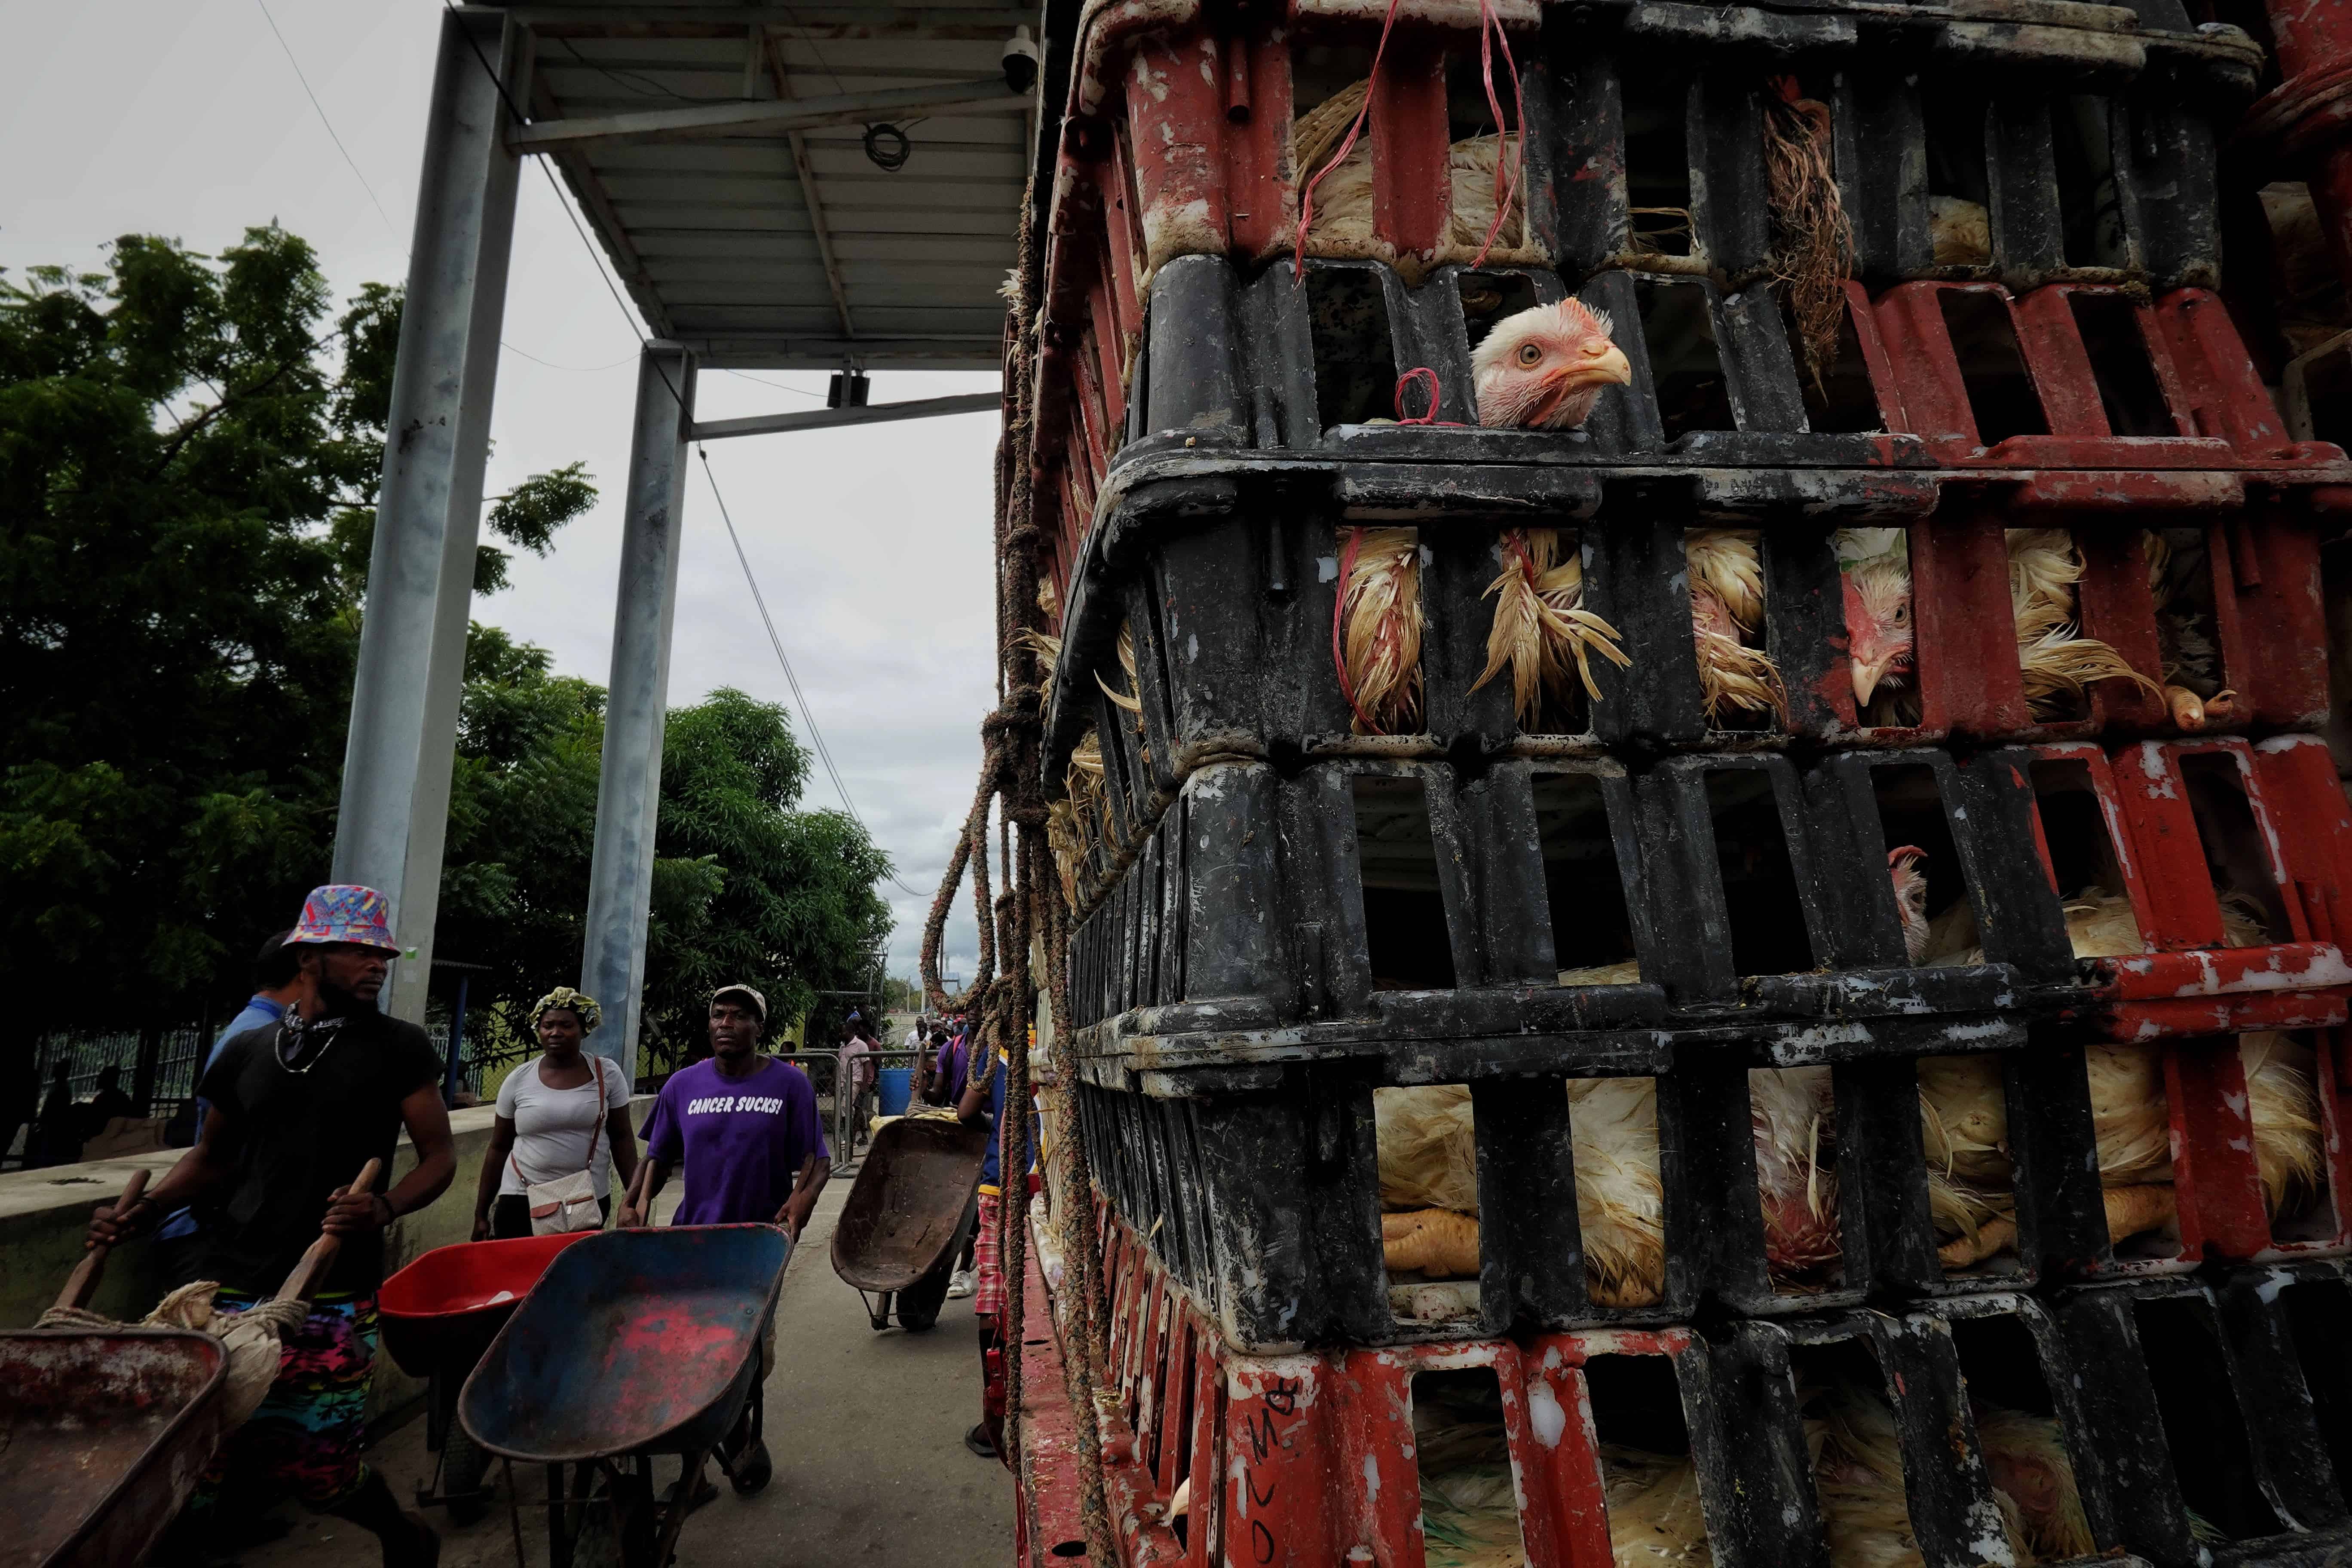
[618,983,825,1490]
[619,983,830,1235]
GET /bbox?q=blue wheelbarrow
[459,1224,791,1568]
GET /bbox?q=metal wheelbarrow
[830,1112,985,1333]
[0,1161,377,1568]
[459,1223,791,1568]
[380,1231,598,1524]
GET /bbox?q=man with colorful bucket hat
[89,884,456,1567]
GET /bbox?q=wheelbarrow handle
[56,1167,150,1313]
[273,1158,385,1305]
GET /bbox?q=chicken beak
[1853,655,1889,707]
[1552,343,1634,392]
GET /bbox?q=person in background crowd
[34,1060,77,1167]
[85,1066,135,1139]
[618,984,828,1488]
[957,1029,1039,1460]
[85,885,455,1568]
[0,1062,35,1170]
[836,1018,876,1155]
[474,987,637,1240]
[158,930,303,1284]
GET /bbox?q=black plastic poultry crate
[1042,479,2340,793]
[1063,750,2076,1042]
[1069,1016,2352,1359]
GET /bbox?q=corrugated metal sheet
[521,0,1029,368]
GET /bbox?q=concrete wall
[0,1096,653,1420]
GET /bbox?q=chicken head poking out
[1472,299,1632,430]
[1844,554,1915,712]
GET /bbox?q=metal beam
[334,8,523,1024]
[581,346,698,1076]
[757,28,856,341]
[510,77,1023,152]
[529,71,674,337]
[520,6,1035,37]
[690,390,999,440]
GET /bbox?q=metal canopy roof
[514,1,1037,369]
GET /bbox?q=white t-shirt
[496,1054,631,1198]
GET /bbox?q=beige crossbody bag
[512,1060,608,1234]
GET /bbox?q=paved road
[242,1172,1011,1567]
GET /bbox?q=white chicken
[1375,1068,1834,1305]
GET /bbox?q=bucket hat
[288,885,399,953]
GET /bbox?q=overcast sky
[3,1,1001,990]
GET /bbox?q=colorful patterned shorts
[975,1191,1006,1318]
[191,1290,378,1514]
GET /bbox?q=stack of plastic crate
[1020,0,2352,1562]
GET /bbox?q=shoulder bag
[514,1059,609,1234]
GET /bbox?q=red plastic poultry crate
[2029,736,2352,1039]
[1843,279,2349,480]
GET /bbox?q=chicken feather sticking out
[1687,529,1788,726]
[1475,527,1632,727]
[2007,530,2160,721]
[1472,299,1634,430]
[1336,527,1424,735]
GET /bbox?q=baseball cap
[711,983,767,1021]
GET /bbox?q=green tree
[638,689,894,1071]
[0,227,593,1039]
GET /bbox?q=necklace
[276,1014,350,1075]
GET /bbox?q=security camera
[1002,26,1041,94]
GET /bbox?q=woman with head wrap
[472,987,640,1240]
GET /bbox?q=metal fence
[31,1016,472,1120]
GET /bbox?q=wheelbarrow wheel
[723,1387,772,1496]
[443,1419,493,1524]
[896,1260,952,1332]
[572,1464,656,1568]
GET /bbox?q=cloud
[2,0,999,983]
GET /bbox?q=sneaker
[946,1269,977,1299]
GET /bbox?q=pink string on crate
[1293,0,1412,282]
[1466,0,1527,270]
[1393,367,1459,426]
[1292,0,1528,277]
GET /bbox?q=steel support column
[332,8,524,1023]
[581,345,698,1077]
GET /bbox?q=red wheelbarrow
[380,1231,597,1524]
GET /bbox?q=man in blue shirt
[158,929,300,1285]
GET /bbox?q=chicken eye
[1516,343,1543,367]
[1892,603,1911,624]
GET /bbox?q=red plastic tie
[1394,367,1451,425]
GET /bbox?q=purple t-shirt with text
[647,1057,829,1225]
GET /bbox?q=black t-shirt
[193,1009,443,1295]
